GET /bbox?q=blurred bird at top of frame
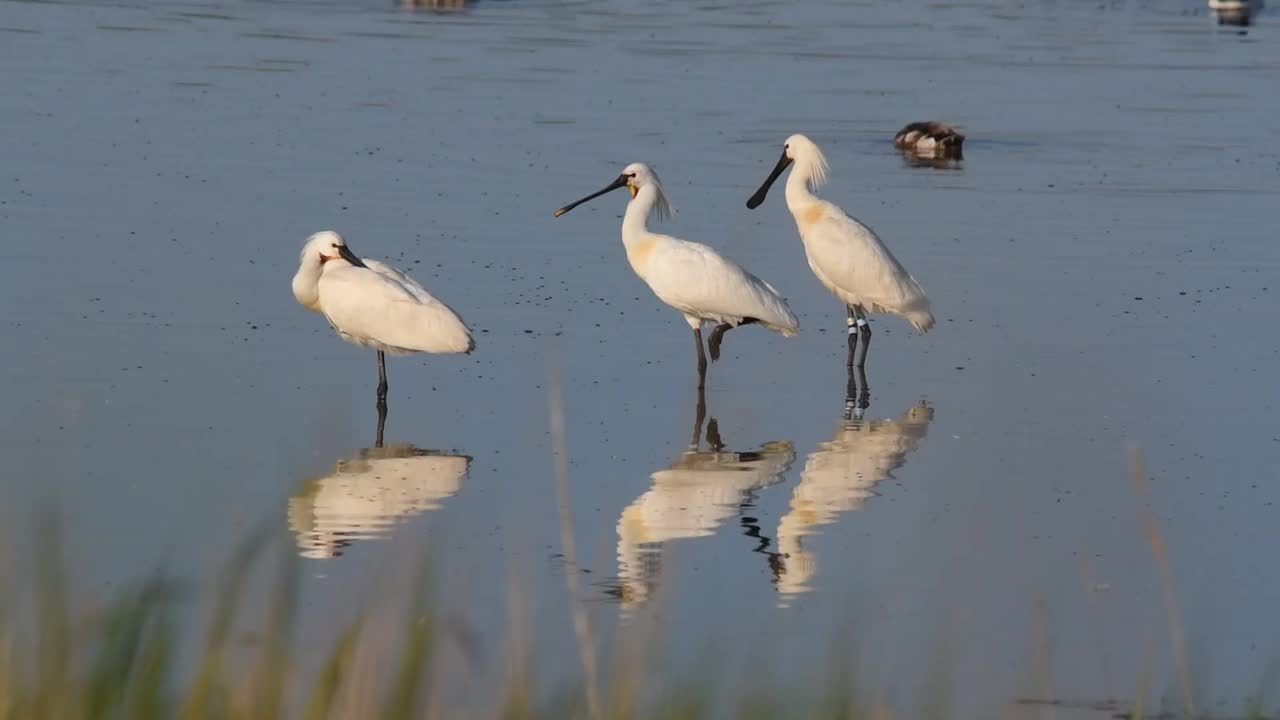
[1208,0,1264,27]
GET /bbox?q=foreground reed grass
[1,520,1275,720]
[0,453,1273,719]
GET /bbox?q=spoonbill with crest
[746,135,934,369]
[555,163,798,388]
[291,230,473,408]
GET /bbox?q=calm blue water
[2,0,1277,714]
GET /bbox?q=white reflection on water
[613,389,794,610]
[775,392,933,602]
[288,415,469,559]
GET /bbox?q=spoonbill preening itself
[746,135,934,369]
[555,163,798,389]
[291,230,473,408]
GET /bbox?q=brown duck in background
[893,121,965,158]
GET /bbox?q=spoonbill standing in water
[291,230,473,408]
[555,163,799,388]
[746,135,934,369]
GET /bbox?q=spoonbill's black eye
[784,143,790,150]
[628,173,637,178]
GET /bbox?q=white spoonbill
[554,163,798,388]
[291,230,473,408]
[746,135,934,369]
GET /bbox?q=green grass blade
[300,620,363,720]
[381,563,434,720]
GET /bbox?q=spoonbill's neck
[785,155,822,210]
[621,184,659,243]
[291,257,323,312]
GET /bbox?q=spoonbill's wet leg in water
[555,163,798,389]
[844,364,871,422]
[746,135,934,370]
[292,230,473,410]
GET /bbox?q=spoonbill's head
[746,133,827,209]
[554,162,671,221]
[301,230,366,269]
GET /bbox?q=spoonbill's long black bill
[746,151,793,209]
[554,174,629,217]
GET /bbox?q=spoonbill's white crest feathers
[893,121,965,157]
[746,134,934,368]
[555,163,798,387]
[288,444,470,559]
[775,400,933,599]
[292,230,473,406]
[630,162,674,224]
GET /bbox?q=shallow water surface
[2,0,1278,713]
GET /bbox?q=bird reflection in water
[288,405,470,559]
[774,368,933,603]
[898,150,963,170]
[611,388,795,610]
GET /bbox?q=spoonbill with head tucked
[555,163,798,388]
[292,230,473,408]
[746,135,934,369]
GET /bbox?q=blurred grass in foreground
[0,453,1275,720]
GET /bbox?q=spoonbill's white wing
[803,208,934,332]
[363,259,442,305]
[641,236,799,333]
[318,264,473,354]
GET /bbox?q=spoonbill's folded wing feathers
[811,211,934,331]
[645,236,799,334]
[363,260,436,304]
[319,265,474,355]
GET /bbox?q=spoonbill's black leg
[693,328,708,389]
[843,364,871,421]
[375,402,387,448]
[689,384,708,449]
[376,351,389,409]
[854,305,871,369]
[845,305,858,368]
[708,318,758,362]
